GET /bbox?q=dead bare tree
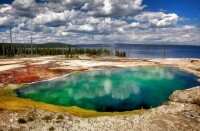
[9,25,13,57]
[2,33,5,57]
[30,22,34,56]
[31,32,33,56]
[9,25,12,44]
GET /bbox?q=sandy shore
[0,56,199,130]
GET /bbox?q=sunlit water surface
[15,67,199,112]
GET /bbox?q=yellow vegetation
[0,85,146,117]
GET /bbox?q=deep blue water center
[15,66,199,112]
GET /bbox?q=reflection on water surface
[15,67,199,112]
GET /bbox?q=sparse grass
[18,118,27,124]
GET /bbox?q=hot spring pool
[15,66,199,112]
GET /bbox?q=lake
[73,44,200,58]
[15,66,199,112]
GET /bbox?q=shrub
[42,115,53,121]
[18,118,27,124]
[49,126,55,131]
[27,116,34,121]
[57,115,64,120]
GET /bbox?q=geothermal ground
[0,56,199,131]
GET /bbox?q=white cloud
[32,10,83,27]
[129,22,141,28]
[11,0,38,18]
[183,25,196,30]
[86,17,101,24]
[102,0,112,14]
[0,4,13,27]
[82,0,146,17]
[0,16,14,26]
[150,14,179,27]
[12,0,35,10]
[96,17,127,34]
[0,0,199,45]
[53,0,88,9]
[117,28,125,34]
[0,4,11,13]
[68,23,95,32]
[134,12,179,27]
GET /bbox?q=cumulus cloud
[12,0,35,10]
[150,14,179,27]
[0,16,15,27]
[85,17,101,24]
[53,0,88,9]
[0,4,14,27]
[134,12,179,27]
[129,22,141,28]
[32,10,83,27]
[0,4,11,13]
[82,0,146,17]
[0,0,199,45]
[68,23,95,32]
[11,0,38,18]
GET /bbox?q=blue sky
[144,0,200,17]
[0,0,200,44]
[143,0,200,27]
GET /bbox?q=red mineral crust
[0,65,73,84]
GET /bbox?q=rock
[182,111,200,119]
[0,83,4,88]
[170,86,200,106]
[190,60,198,63]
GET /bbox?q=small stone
[183,111,200,118]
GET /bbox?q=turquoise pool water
[15,66,199,112]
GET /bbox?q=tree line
[115,50,126,57]
[0,43,126,58]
